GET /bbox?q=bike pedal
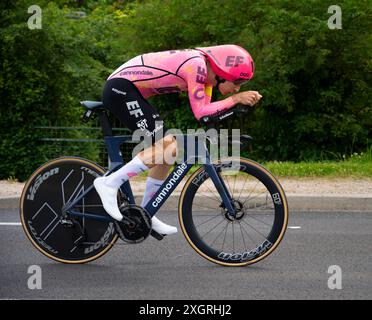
[150,230,164,241]
[60,218,74,227]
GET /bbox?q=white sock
[141,177,164,207]
[104,156,149,189]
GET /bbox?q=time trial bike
[20,102,288,267]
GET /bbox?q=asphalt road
[0,208,371,300]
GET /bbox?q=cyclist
[94,44,262,236]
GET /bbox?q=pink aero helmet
[195,44,255,82]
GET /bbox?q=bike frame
[63,110,236,223]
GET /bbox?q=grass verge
[263,148,372,178]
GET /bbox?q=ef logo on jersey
[126,100,144,118]
[225,56,244,67]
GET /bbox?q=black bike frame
[63,111,236,222]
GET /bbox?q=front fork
[202,133,252,218]
[204,160,236,217]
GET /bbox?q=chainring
[114,204,152,244]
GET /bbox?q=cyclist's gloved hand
[232,91,262,106]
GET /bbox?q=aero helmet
[195,44,255,83]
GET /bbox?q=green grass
[264,148,372,178]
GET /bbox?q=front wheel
[179,158,288,267]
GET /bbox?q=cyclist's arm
[179,59,236,120]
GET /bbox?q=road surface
[0,209,371,300]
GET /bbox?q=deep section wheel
[179,158,288,266]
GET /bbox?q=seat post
[97,110,113,137]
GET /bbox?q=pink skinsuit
[108,49,236,120]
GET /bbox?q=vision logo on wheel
[27,167,60,200]
[84,223,115,254]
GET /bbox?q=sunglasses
[233,79,249,85]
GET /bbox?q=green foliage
[0,0,371,181]
[0,1,127,180]
[120,0,371,161]
[243,0,372,161]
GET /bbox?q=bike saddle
[80,101,104,110]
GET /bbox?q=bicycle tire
[20,157,119,264]
[179,157,288,267]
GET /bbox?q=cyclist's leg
[100,134,176,195]
[95,78,177,234]
[147,164,172,180]
[139,143,174,208]
[99,78,175,187]
[138,137,178,235]
[95,78,160,219]
[138,134,178,168]
[137,135,178,234]
[140,161,174,207]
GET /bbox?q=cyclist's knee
[161,135,177,165]
[164,135,177,154]
[156,135,177,156]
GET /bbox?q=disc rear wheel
[20,157,118,264]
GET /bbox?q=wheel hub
[221,199,245,221]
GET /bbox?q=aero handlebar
[199,104,251,125]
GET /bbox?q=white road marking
[0,222,22,226]
[1,223,303,229]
